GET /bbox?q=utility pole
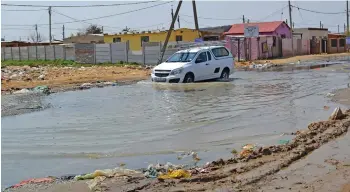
[320,21,322,28]
[288,0,294,56]
[35,24,39,42]
[62,25,65,40]
[347,0,349,36]
[338,24,340,33]
[192,0,200,37]
[321,24,324,29]
[101,26,104,33]
[48,6,52,45]
[243,15,245,23]
[159,0,182,63]
[177,15,180,29]
[171,6,175,29]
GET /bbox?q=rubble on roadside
[5,108,349,192]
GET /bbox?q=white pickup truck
[151,46,234,83]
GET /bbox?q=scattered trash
[326,93,335,97]
[11,177,54,188]
[242,144,255,150]
[86,176,106,190]
[38,74,45,80]
[74,168,140,180]
[177,151,201,161]
[144,162,184,178]
[278,140,290,145]
[158,169,191,179]
[80,83,93,89]
[231,149,238,154]
[33,85,50,94]
[59,174,77,180]
[323,106,330,110]
[240,144,256,158]
[13,88,31,94]
[329,107,344,120]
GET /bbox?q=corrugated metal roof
[224,21,289,35]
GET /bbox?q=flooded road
[2,66,350,188]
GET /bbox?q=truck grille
[155,73,169,77]
[155,70,171,77]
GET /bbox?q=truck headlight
[170,68,183,75]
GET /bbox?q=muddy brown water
[2,64,350,189]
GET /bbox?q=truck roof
[177,45,224,53]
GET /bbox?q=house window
[281,34,286,39]
[141,36,149,46]
[331,39,337,47]
[113,37,121,42]
[176,35,183,41]
[339,39,345,47]
[211,47,229,57]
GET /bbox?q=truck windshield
[167,52,197,62]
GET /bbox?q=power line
[259,5,288,22]
[1,1,161,8]
[2,1,173,27]
[291,5,346,15]
[2,8,47,11]
[181,14,241,21]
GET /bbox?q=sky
[1,1,348,41]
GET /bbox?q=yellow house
[104,28,201,51]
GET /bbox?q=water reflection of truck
[151,46,234,83]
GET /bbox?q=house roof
[200,25,232,34]
[224,21,289,35]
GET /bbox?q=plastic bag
[158,169,191,179]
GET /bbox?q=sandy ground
[1,65,151,94]
[5,108,350,192]
[235,52,350,67]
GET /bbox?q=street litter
[144,162,185,178]
[278,140,290,145]
[329,107,344,120]
[79,83,93,89]
[11,177,54,188]
[158,169,191,179]
[326,93,335,97]
[13,88,31,94]
[33,85,50,94]
[74,168,140,180]
[86,176,106,190]
[177,151,201,161]
[323,106,330,110]
[239,144,256,158]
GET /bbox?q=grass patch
[1,59,142,68]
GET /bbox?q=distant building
[224,21,291,38]
[328,33,347,54]
[63,34,104,44]
[292,28,329,40]
[1,41,62,47]
[200,25,232,41]
[104,28,201,52]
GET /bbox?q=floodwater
[2,64,350,188]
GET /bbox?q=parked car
[151,46,234,83]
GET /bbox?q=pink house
[224,21,291,38]
[223,21,292,61]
